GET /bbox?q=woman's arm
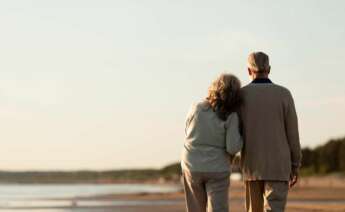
[185,104,196,135]
[226,113,243,155]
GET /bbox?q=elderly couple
[181,52,302,212]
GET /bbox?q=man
[240,52,302,212]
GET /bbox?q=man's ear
[267,66,271,74]
[247,68,252,76]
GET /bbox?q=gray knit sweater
[181,101,243,172]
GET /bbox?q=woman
[181,73,243,212]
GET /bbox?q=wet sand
[2,177,344,211]
[71,177,345,212]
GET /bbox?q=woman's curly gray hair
[206,73,242,121]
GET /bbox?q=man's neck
[251,77,272,84]
[251,73,269,80]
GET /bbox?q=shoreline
[2,192,345,212]
[1,177,345,211]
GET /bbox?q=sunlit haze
[0,0,344,170]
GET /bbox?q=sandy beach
[65,176,345,212]
[1,177,344,211]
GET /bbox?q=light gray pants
[182,170,230,212]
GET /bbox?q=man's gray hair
[247,52,270,73]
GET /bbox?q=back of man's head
[247,52,270,73]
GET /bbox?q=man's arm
[285,92,302,187]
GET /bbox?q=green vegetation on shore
[0,163,182,184]
[301,136,345,176]
[0,137,344,184]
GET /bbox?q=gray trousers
[182,171,230,212]
[245,181,289,212]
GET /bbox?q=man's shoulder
[241,83,291,96]
[272,84,292,95]
[240,84,253,93]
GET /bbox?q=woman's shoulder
[186,101,210,118]
[190,100,210,111]
[196,100,211,110]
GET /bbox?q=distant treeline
[301,136,345,175]
[0,137,344,183]
[0,163,181,184]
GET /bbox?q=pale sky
[0,0,344,170]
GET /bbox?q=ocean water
[0,184,182,210]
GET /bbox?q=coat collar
[251,78,272,84]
